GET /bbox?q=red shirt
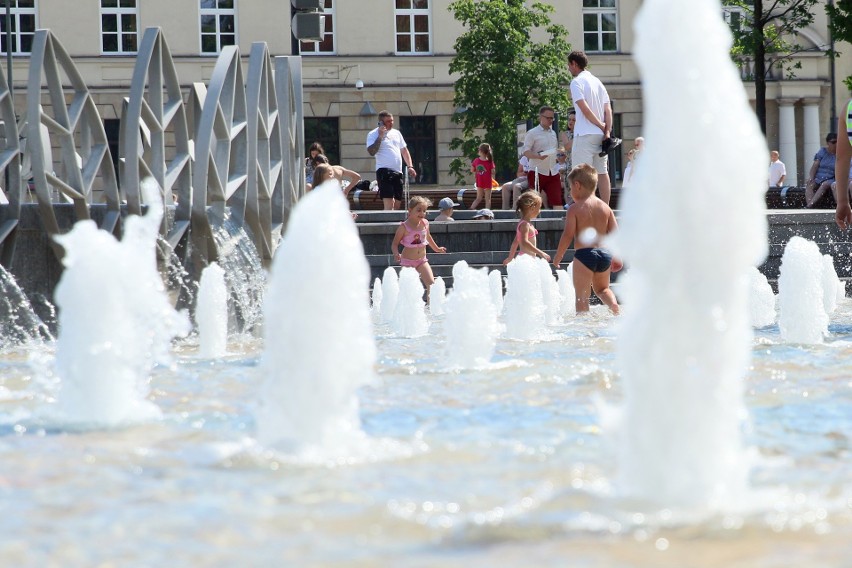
[472,157,495,189]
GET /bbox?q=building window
[722,5,749,32]
[101,0,138,54]
[300,0,334,55]
[200,0,236,54]
[399,116,436,185]
[304,117,340,166]
[582,0,618,53]
[395,0,431,55]
[0,0,36,55]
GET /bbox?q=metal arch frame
[0,61,22,269]
[26,29,121,256]
[274,56,306,229]
[246,42,284,265]
[190,45,249,264]
[122,27,193,249]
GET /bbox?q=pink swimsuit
[399,219,429,268]
[516,220,538,256]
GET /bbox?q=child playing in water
[470,143,496,211]
[392,196,447,296]
[552,163,620,315]
[502,191,551,265]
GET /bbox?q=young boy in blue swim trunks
[552,163,621,315]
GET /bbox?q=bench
[348,187,498,210]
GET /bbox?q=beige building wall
[2,0,849,188]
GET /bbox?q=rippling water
[1,303,850,567]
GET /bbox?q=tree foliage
[724,0,820,133]
[827,0,852,92]
[448,0,571,182]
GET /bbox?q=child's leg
[572,262,594,313]
[470,187,483,210]
[592,270,620,315]
[416,261,435,302]
[484,187,492,210]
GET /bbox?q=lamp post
[4,0,11,93]
[828,0,838,132]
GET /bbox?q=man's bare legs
[598,173,611,205]
[383,198,403,210]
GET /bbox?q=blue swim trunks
[573,247,612,273]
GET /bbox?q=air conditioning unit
[291,13,325,42]
[291,0,323,10]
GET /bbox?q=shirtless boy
[552,163,620,315]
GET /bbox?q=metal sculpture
[26,29,121,257]
[0,63,21,268]
[274,56,306,228]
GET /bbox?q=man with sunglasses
[521,105,563,209]
[805,133,838,208]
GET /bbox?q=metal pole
[828,0,838,132]
[4,0,12,92]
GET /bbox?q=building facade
[2,0,850,188]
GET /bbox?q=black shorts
[377,168,404,201]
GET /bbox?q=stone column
[778,100,798,186]
[803,99,822,182]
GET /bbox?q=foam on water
[778,236,828,344]
[612,0,768,510]
[430,276,447,316]
[444,261,498,367]
[197,262,228,358]
[392,267,428,337]
[255,180,376,450]
[50,181,191,428]
[503,255,546,340]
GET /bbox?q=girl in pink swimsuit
[392,196,447,297]
[503,191,551,264]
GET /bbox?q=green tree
[827,0,852,92]
[724,0,820,133]
[448,0,571,182]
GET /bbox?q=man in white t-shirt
[768,150,787,187]
[366,110,416,210]
[568,50,615,205]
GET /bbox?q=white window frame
[199,0,237,55]
[100,0,139,55]
[582,0,619,54]
[0,0,37,56]
[300,0,335,55]
[394,0,432,56]
[722,6,749,32]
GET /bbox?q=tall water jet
[430,276,447,316]
[256,181,375,450]
[613,0,767,509]
[197,262,228,358]
[556,266,575,317]
[444,262,497,367]
[370,277,383,323]
[391,267,428,338]
[380,267,399,324]
[488,270,504,315]
[503,255,546,340]
[821,254,840,315]
[52,181,191,427]
[538,260,561,326]
[777,236,827,344]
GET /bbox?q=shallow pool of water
[1,303,850,567]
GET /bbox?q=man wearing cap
[568,50,616,205]
[472,208,494,220]
[435,197,460,222]
[366,110,416,210]
[522,105,563,209]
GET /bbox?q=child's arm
[339,167,361,196]
[503,236,519,265]
[426,230,446,253]
[552,210,577,267]
[391,225,405,262]
[518,221,551,261]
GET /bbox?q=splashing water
[821,254,840,315]
[747,266,776,328]
[381,266,399,324]
[392,267,428,338]
[778,236,828,344]
[370,277,383,323]
[612,0,768,510]
[0,264,53,349]
[555,266,575,317]
[430,276,447,316]
[538,260,561,326]
[255,180,376,450]
[51,180,191,428]
[488,269,504,315]
[503,255,546,340]
[444,261,498,368]
[197,262,228,358]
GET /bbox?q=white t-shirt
[768,160,786,186]
[366,128,407,172]
[570,70,610,137]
